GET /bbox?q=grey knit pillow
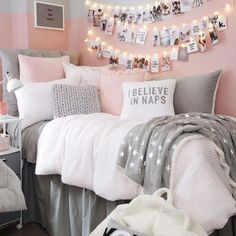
[52,84,101,118]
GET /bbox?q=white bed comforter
[0,159,26,213]
[35,113,236,233]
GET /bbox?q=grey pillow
[158,70,222,114]
[52,84,101,118]
[0,48,79,116]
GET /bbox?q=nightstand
[0,116,23,230]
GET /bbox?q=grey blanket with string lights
[117,113,236,194]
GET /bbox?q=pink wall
[69,1,236,117]
[0,13,13,48]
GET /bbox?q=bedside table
[0,116,23,230]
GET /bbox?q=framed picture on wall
[34,1,65,31]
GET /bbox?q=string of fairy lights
[83,2,233,71]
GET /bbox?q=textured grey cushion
[158,70,222,114]
[0,48,79,116]
[52,84,101,118]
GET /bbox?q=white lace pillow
[120,80,176,120]
[53,84,101,118]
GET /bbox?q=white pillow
[63,62,105,87]
[15,77,82,129]
[120,80,176,120]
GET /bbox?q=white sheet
[35,113,236,233]
[0,159,26,213]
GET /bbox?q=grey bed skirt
[22,161,127,236]
[22,161,236,236]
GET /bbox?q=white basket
[0,134,11,151]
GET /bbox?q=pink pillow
[19,55,70,83]
[99,69,147,115]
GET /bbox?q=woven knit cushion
[53,84,101,118]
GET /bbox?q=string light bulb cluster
[84,2,233,66]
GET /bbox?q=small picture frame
[34,1,64,31]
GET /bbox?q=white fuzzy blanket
[0,159,26,213]
[35,113,236,233]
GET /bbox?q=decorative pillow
[0,48,79,116]
[158,70,222,114]
[15,78,81,129]
[63,62,106,87]
[52,84,101,118]
[99,69,147,115]
[120,80,176,120]
[19,55,70,83]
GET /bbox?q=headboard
[0,48,79,116]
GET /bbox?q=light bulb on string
[225,4,232,13]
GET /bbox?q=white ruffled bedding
[0,159,26,213]
[35,113,236,233]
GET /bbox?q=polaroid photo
[90,39,101,50]
[170,48,179,60]
[209,29,219,46]
[187,40,199,54]
[152,4,162,22]
[216,17,228,31]
[87,9,94,23]
[119,55,127,66]
[152,30,161,47]
[133,57,147,69]
[161,2,171,20]
[133,8,143,24]
[178,46,189,61]
[172,1,182,16]
[208,14,219,30]
[120,12,128,24]
[102,47,112,59]
[133,57,139,69]
[191,22,201,36]
[179,24,191,43]
[93,15,102,27]
[136,27,148,45]
[160,28,171,47]
[96,44,103,59]
[126,8,136,24]
[112,8,121,18]
[109,55,119,66]
[180,0,192,12]
[142,9,154,23]
[105,19,114,36]
[100,19,107,31]
[126,59,133,69]
[192,0,203,8]
[160,55,171,72]
[169,27,180,45]
[151,57,159,73]
[197,32,207,52]
[117,25,128,42]
[125,28,137,44]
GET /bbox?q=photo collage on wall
[86,0,229,73]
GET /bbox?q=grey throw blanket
[22,121,49,163]
[117,113,236,194]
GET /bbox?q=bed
[0,48,236,236]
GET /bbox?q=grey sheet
[22,121,49,163]
[22,162,127,236]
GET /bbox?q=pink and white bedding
[35,113,236,233]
